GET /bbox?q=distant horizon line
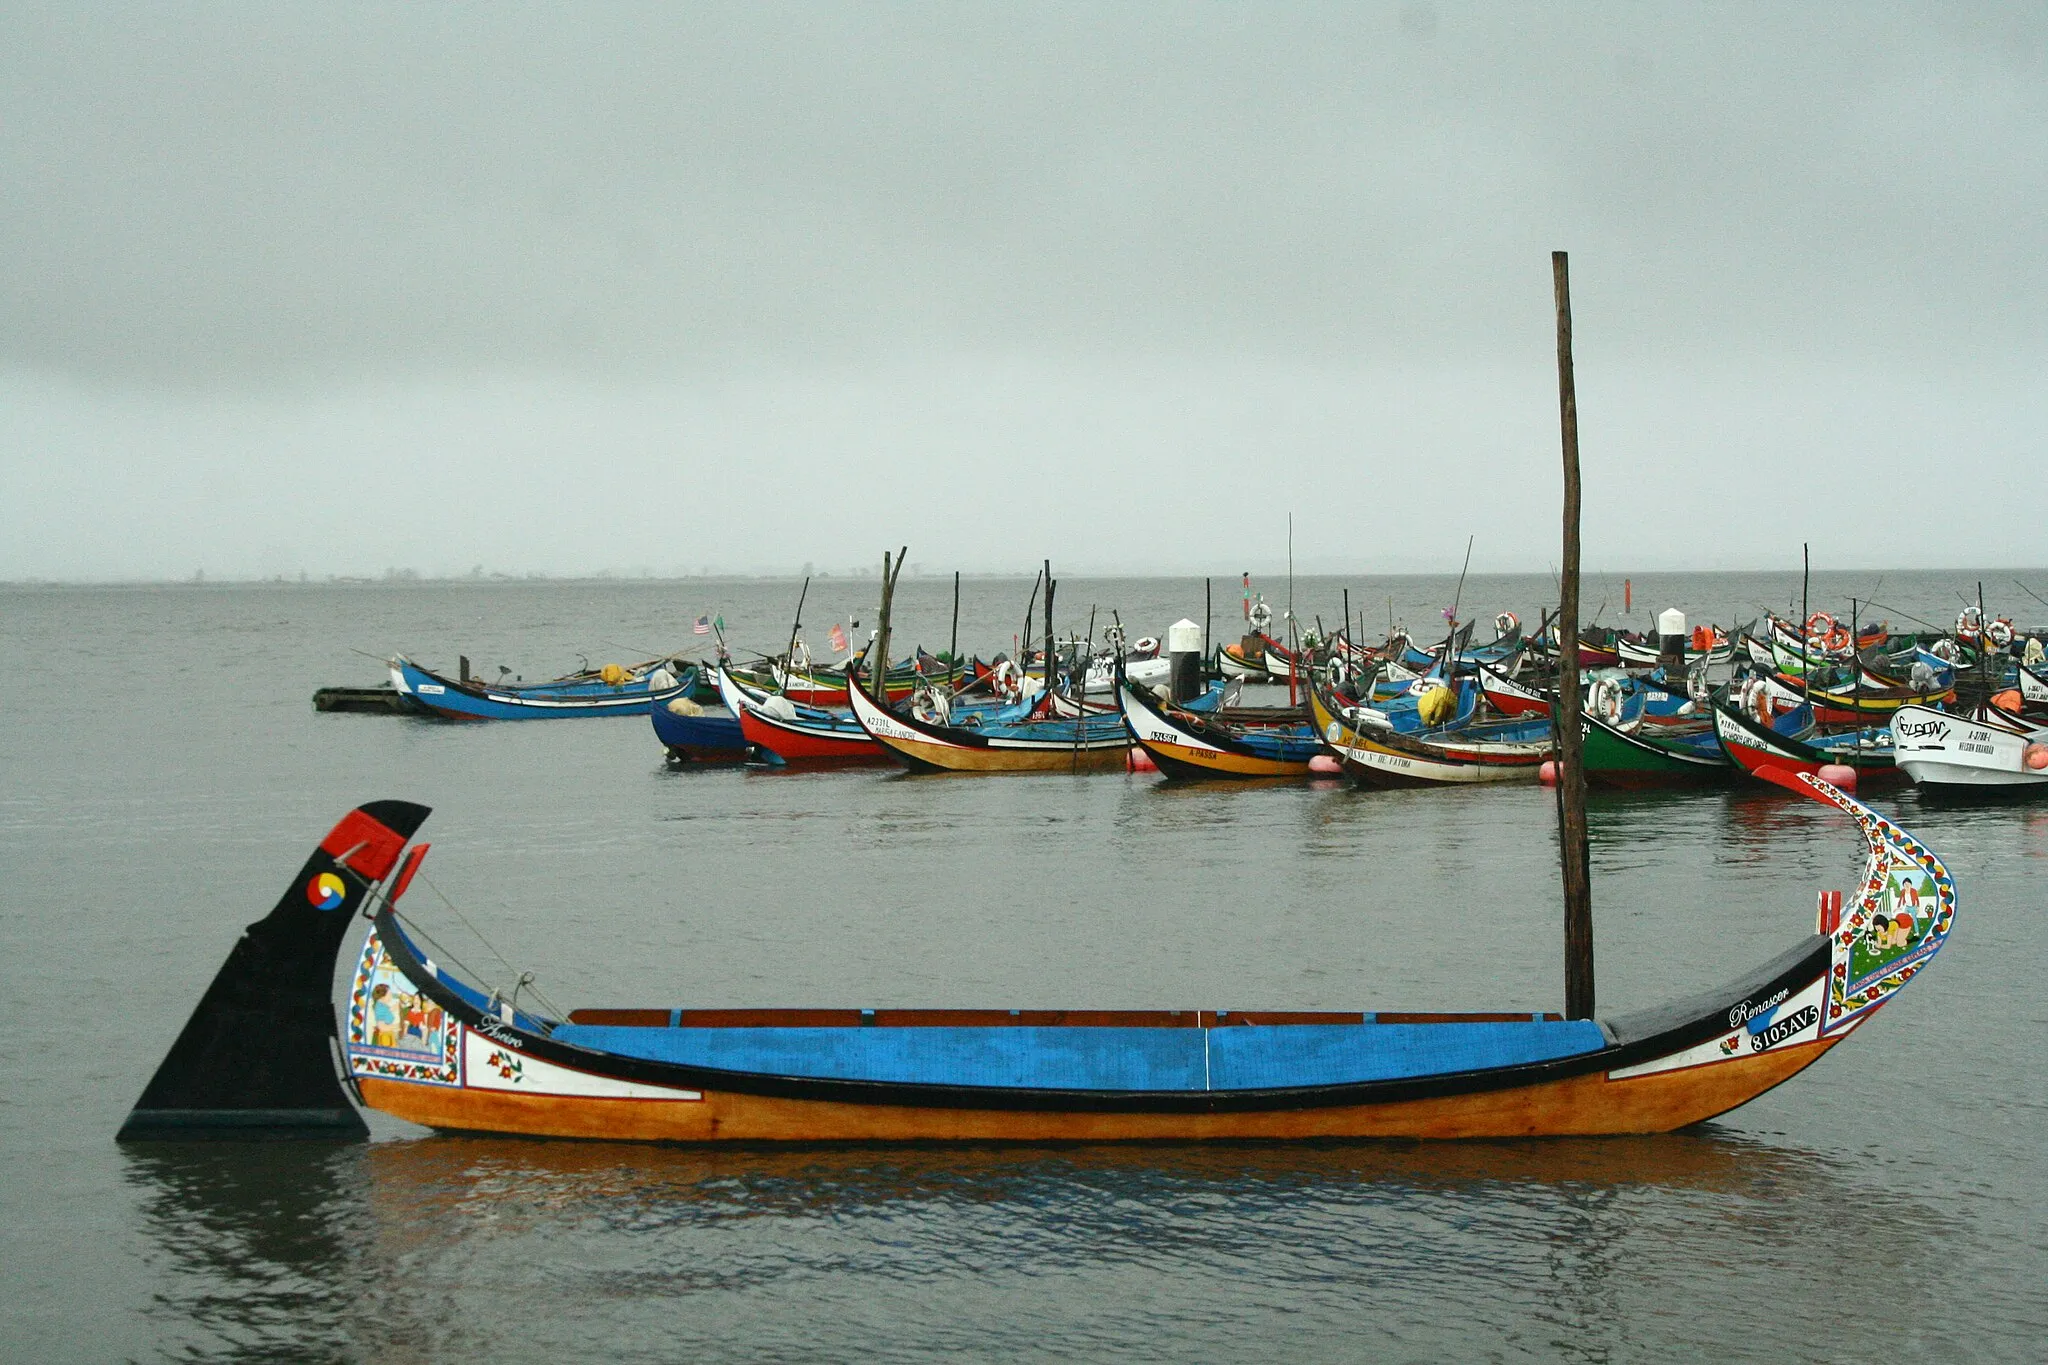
[8,565,2047,589]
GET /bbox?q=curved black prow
[118,801,431,1141]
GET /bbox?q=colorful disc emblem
[308,871,347,911]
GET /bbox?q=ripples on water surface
[2,575,2043,1361]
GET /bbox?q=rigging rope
[402,870,569,1020]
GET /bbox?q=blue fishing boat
[389,655,693,720]
[650,693,748,763]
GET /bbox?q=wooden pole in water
[872,549,906,701]
[1552,250,1595,1022]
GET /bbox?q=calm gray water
[3,573,2043,1362]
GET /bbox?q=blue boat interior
[546,1015,1609,1092]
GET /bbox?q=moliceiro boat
[119,771,1954,1143]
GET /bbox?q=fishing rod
[1858,599,1947,634]
[2014,579,2048,611]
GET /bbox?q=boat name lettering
[418,684,446,695]
[1749,1005,1817,1052]
[1959,741,1994,756]
[1893,716,1948,740]
[475,1020,524,1048]
[1727,988,1788,1028]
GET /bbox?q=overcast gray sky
[3,4,2042,580]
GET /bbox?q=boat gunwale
[368,907,1830,1116]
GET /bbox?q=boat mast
[950,570,960,674]
[1801,542,1812,705]
[1043,559,1056,700]
[782,575,810,695]
[1552,250,1595,1021]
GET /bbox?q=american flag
[828,623,849,654]
[692,615,711,636]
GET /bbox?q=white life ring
[1248,600,1273,632]
[1132,635,1160,657]
[1930,637,1959,664]
[1590,678,1624,726]
[1957,605,1984,637]
[911,684,949,726]
[1988,619,2014,649]
[1324,655,1351,688]
[1495,611,1520,639]
[992,658,1022,699]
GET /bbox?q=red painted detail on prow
[319,809,408,882]
[387,843,430,905]
[1751,764,1829,804]
[1817,889,1844,936]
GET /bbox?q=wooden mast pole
[1552,250,1595,1022]
[949,570,961,680]
[872,546,906,701]
[1043,559,1056,704]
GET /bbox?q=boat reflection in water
[123,1132,1953,1360]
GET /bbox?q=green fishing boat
[1580,710,1731,788]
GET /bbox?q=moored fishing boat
[391,655,693,720]
[1892,703,2048,794]
[1710,686,1900,785]
[117,771,1958,1143]
[1580,695,1730,788]
[650,693,748,763]
[846,666,1130,772]
[714,663,890,766]
[1118,675,1327,780]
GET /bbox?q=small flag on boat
[828,623,849,654]
[693,615,711,635]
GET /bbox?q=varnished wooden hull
[1119,678,1321,779]
[358,1037,1841,1141]
[847,672,1130,772]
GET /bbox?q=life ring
[1495,611,1520,639]
[1590,678,1624,726]
[1133,635,1159,657]
[1988,619,2014,649]
[1323,655,1352,688]
[911,684,950,726]
[1956,605,1984,638]
[992,658,1022,700]
[1248,600,1273,633]
[1686,664,1712,706]
[789,638,813,674]
[1752,680,1775,726]
[1930,637,1959,664]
